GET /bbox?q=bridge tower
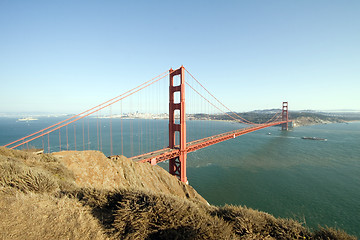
[168,66,188,183]
[282,102,289,131]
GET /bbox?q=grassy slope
[0,147,356,240]
[52,150,207,204]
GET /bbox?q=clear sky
[1,0,359,113]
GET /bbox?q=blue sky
[1,0,359,113]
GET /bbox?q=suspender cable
[82,119,85,151]
[121,101,123,155]
[66,126,68,150]
[99,112,102,152]
[47,134,50,153]
[97,114,99,150]
[110,106,113,156]
[185,68,255,124]
[130,97,134,157]
[74,124,76,151]
[87,118,90,150]
[4,71,168,149]
[5,72,169,150]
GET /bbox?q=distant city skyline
[1,1,359,113]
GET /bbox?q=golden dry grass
[70,187,235,239]
[0,147,357,240]
[0,188,107,240]
[313,227,357,240]
[0,147,76,194]
[52,150,207,203]
[212,204,311,239]
[112,189,235,240]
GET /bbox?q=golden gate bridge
[3,66,291,183]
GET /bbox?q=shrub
[69,187,235,239]
[313,226,357,240]
[0,147,76,194]
[112,189,235,240]
[0,161,58,194]
[212,204,311,239]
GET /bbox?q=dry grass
[0,159,59,193]
[0,147,357,240]
[212,204,311,239]
[313,227,357,240]
[113,189,234,240]
[69,187,235,240]
[0,188,107,240]
[52,150,208,203]
[0,147,76,194]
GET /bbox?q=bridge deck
[108,121,290,164]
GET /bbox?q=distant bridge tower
[168,66,188,183]
[282,102,289,131]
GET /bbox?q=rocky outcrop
[52,151,207,204]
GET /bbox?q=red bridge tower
[282,102,289,131]
[168,66,188,183]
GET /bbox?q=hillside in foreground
[0,147,356,240]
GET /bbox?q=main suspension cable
[7,72,169,149]
[185,68,255,124]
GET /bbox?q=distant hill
[0,147,356,239]
[188,110,360,127]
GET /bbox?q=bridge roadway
[109,121,290,165]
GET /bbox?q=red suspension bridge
[3,66,291,183]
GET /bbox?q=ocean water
[0,117,359,236]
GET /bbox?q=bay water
[1,117,359,236]
[184,121,360,237]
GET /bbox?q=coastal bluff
[0,147,356,239]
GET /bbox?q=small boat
[301,137,327,141]
[17,117,38,122]
[267,133,271,135]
